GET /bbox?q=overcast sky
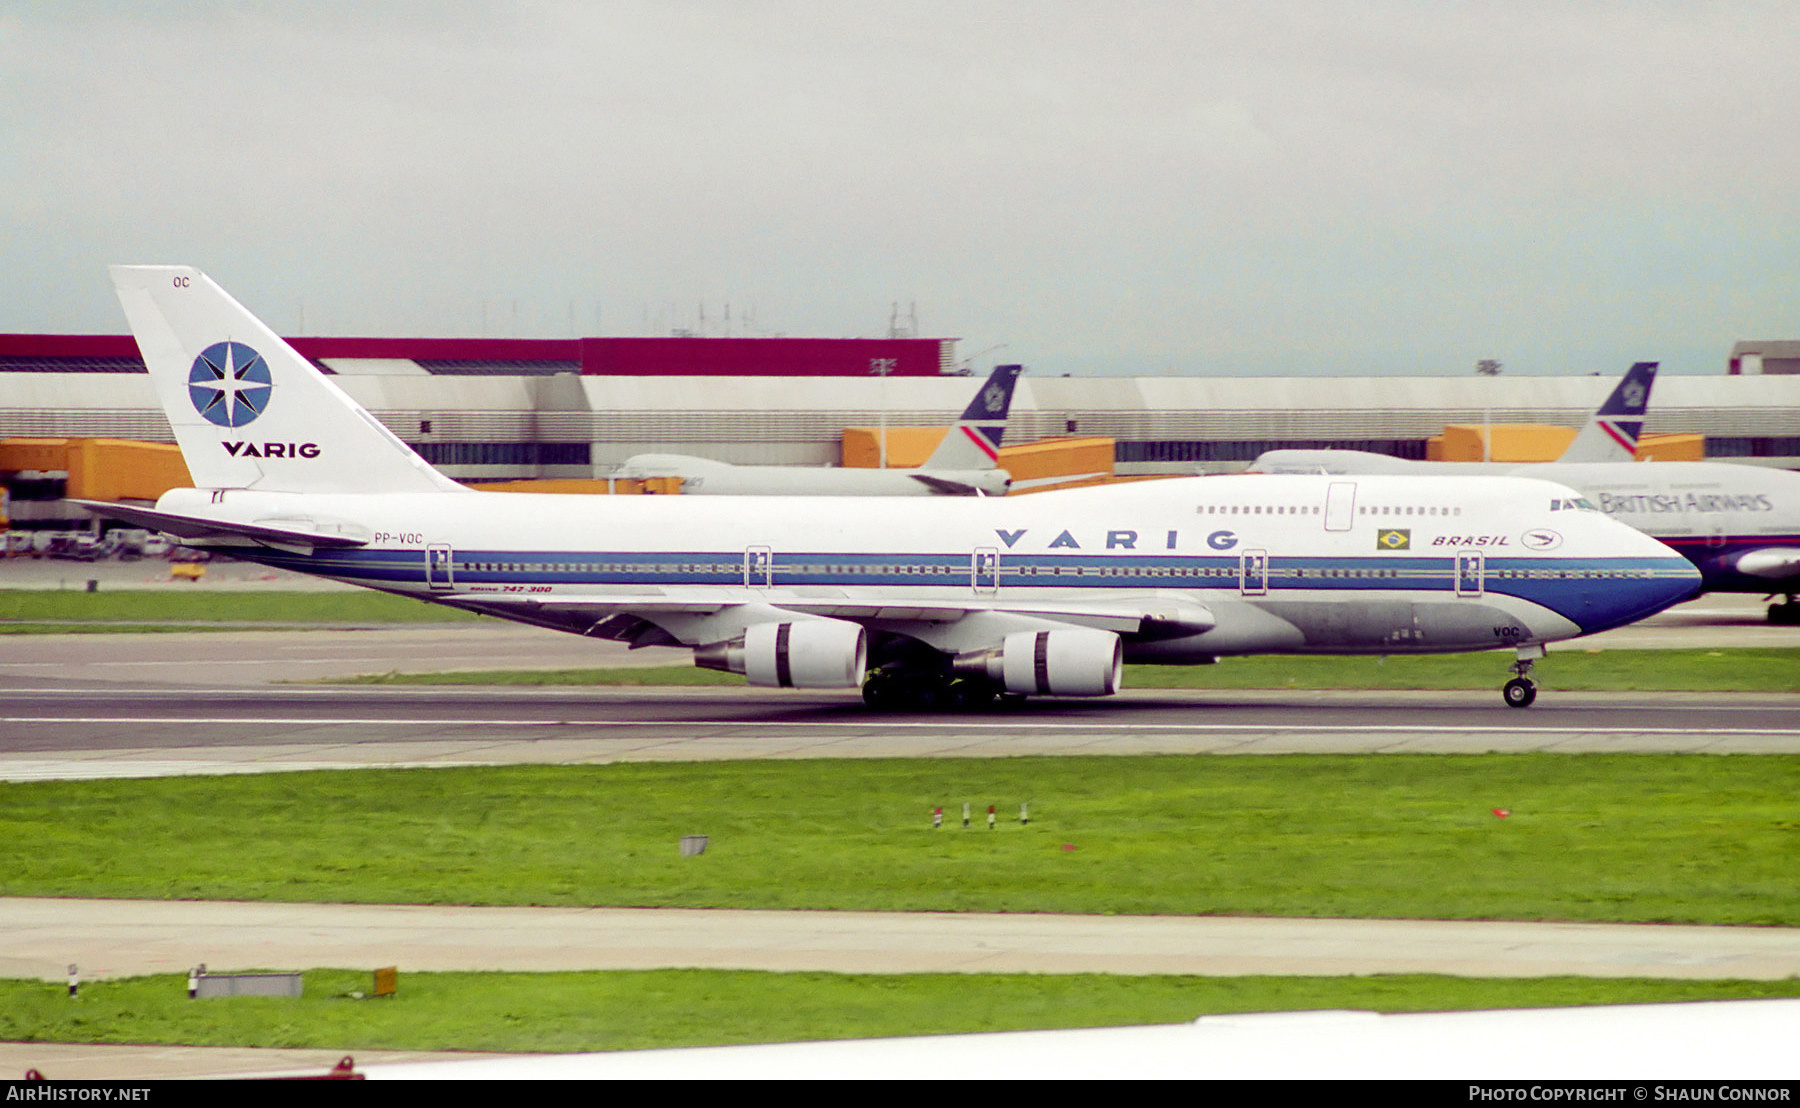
[3,1,1797,376]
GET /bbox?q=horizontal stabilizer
[906,472,983,496]
[71,499,369,549]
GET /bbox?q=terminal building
[4,331,1800,527]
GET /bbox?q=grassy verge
[0,589,482,629]
[7,971,1800,1054]
[5,756,1796,924]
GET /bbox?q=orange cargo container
[840,426,949,469]
[1635,433,1705,461]
[996,437,1116,493]
[0,437,76,473]
[0,437,192,501]
[1428,425,1706,462]
[1428,425,1577,462]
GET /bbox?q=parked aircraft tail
[109,265,464,496]
[920,363,1024,471]
[1558,361,1657,464]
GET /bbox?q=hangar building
[4,332,1799,523]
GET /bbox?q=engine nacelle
[956,628,1122,697]
[694,619,868,689]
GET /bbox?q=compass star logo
[188,342,272,428]
[982,383,1006,413]
[1622,382,1647,409]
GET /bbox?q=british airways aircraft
[1252,361,1800,624]
[82,267,1700,709]
[613,363,1022,496]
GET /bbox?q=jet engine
[955,627,1123,697]
[694,619,868,688]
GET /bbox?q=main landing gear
[1768,595,1800,626]
[861,667,1010,712]
[1502,644,1544,709]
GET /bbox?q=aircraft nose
[1583,549,1701,635]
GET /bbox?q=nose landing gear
[1502,644,1544,708]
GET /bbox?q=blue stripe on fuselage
[239,547,1692,634]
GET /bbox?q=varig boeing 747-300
[81,267,1701,708]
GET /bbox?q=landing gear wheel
[1769,600,1800,626]
[948,679,997,711]
[904,679,944,712]
[862,669,958,712]
[1504,645,1544,709]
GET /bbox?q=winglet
[1558,361,1657,463]
[922,364,1024,470]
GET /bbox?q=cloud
[4,1,1797,375]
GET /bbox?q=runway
[2,590,1796,1078]
[1,593,1797,776]
[3,682,1800,780]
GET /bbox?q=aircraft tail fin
[109,265,464,495]
[921,363,1024,471]
[1558,361,1657,463]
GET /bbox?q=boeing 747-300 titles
[81,267,1701,708]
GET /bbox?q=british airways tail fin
[921,363,1024,471]
[1558,361,1657,463]
[109,265,464,495]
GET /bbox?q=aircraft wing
[440,590,1215,644]
[70,499,370,550]
[1733,547,1800,581]
[784,596,1214,636]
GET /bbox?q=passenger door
[1239,548,1269,596]
[744,546,773,589]
[972,547,999,595]
[426,544,454,591]
[1324,482,1357,532]
[1455,549,1484,597]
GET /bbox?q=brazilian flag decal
[1377,528,1411,550]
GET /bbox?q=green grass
[0,589,482,629]
[6,970,1799,1054]
[5,756,1797,924]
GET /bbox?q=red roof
[0,334,950,375]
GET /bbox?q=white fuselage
[159,472,1700,660]
[1253,451,1800,595]
[614,454,1011,497]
